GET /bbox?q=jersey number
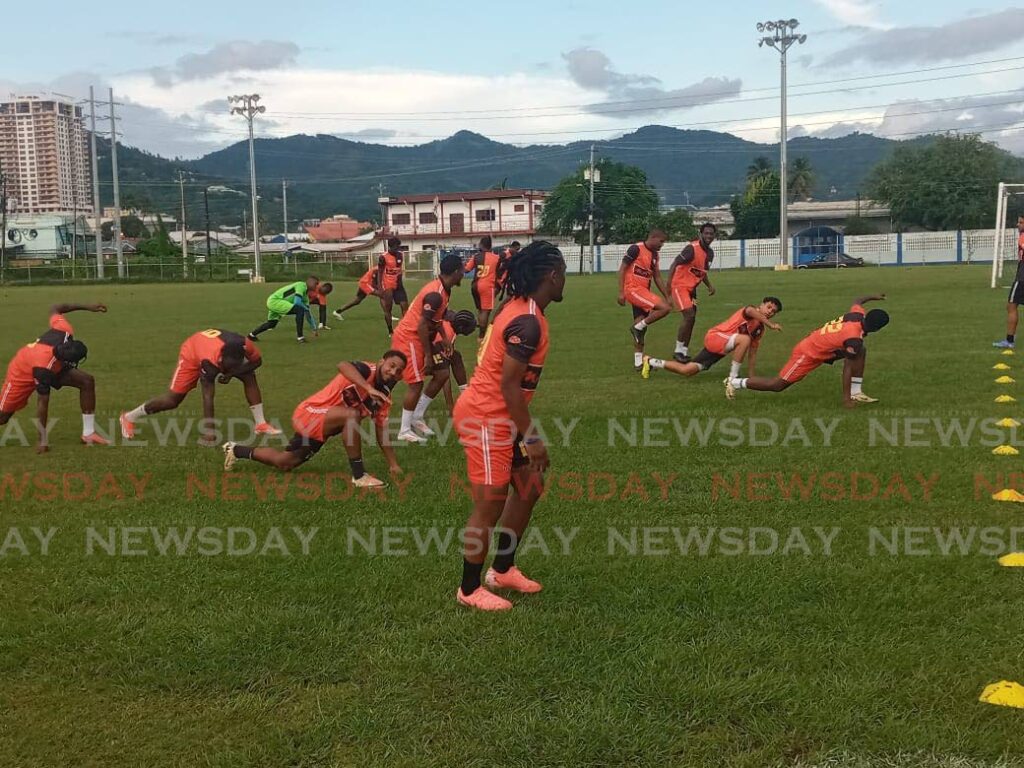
[820,318,843,335]
[201,329,222,339]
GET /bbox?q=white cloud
[812,0,890,29]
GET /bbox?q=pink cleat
[485,566,543,594]
[254,422,282,436]
[119,412,135,440]
[456,586,513,611]
[81,432,110,446]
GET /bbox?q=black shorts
[691,347,724,370]
[285,433,325,465]
[430,338,452,371]
[1010,263,1024,304]
[393,285,408,304]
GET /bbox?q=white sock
[82,413,95,435]
[250,403,266,424]
[732,378,748,389]
[729,360,742,379]
[413,394,433,422]
[125,404,148,423]
[649,358,666,369]
[851,377,863,396]
[400,408,414,434]
[675,341,688,355]
[459,384,468,393]
[634,352,643,367]
[633,319,648,331]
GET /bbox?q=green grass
[2,266,1024,767]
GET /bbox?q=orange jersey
[671,240,713,290]
[467,250,501,294]
[378,250,403,290]
[498,248,515,287]
[6,313,74,384]
[622,242,659,293]
[795,304,867,362]
[708,307,765,348]
[392,278,450,349]
[298,362,392,426]
[458,297,549,421]
[181,329,261,369]
[308,286,327,304]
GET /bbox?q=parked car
[796,252,865,269]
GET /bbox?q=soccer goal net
[991,183,1024,288]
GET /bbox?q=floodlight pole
[758,18,807,269]
[229,94,266,281]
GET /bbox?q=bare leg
[142,390,188,415]
[381,291,395,334]
[461,483,508,593]
[238,373,263,407]
[337,293,365,314]
[677,307,697,347]
[1007,303,1019,338]
[59,368,96,415]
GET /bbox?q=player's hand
[707,285,716,296]
[617,293,626,306]
[524,438,549,473]
[768,322,782,332]
[36,443,50,454]
[367,388,391,406]
[217,374,233,385]
[389,463,403,476]
[92,304,108,313]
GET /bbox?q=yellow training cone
[993,489,1024,502]
[996,418,1021,428]
[993,445,1020,456]
[981,681,1024,708]
[995,395,1017,403]
[996,376,1017,384]
[1004,349,1015,356]
[995,363,1012,370]
[999,553,1024,567]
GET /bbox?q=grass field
[3,265,1024,767]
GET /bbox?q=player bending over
[453,240,566,611]
[392,254,464,443]
[248,276,320,343]
[1,303,109,452]
[465,235,502,339]
[618,229,670,371]
[332,267,380,320]
[437,310,478,415]
[120,329,281,445]
[994,217,1024,349]
[644,297,782,381]
[726,294,889,407]
[223,352,406,488]
[667,222,717,362]
[308,281,334,330]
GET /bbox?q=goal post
[991,183,1024,288]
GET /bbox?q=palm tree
[788,157,815,201]
[746,156,773,181]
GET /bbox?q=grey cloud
[149,40,300,87]
[822,8,1024,66]
[334,128,399,141]
[562,47,741,115]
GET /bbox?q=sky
[4,0,1024,159]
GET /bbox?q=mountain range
[96,126,939,232]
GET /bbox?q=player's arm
[500,315,548,472]
[617,245,640,304]
[702,272,715,296]
[417,294,444,374]
[743,306,782,332]
[652,258,668,298]
[338,361,390,405]
[50,302,106,314]
[376,256,386,289]
[853,293,886,305]
[199,377,217,441]
[32,368,54,453]
[374,417,402,475]
[747,345,758,378]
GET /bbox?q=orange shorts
[396,337,429,384]
[292,403,329,443]
[779,345,824,383]
[169,342,205,395]
[704,330,738,357]
[672,283,697,312]
[472,282,495,312]
[357,278,376,296]
[453,409,526,487]
[0,373,34,414]
[625,286,659,313]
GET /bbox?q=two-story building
[378,189,547,250]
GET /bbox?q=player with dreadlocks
[453,240,566,611]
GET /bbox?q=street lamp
[228,94,266,281]
[758,18,807,269]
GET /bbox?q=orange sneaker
[485,566,543,594]
[456,586,513,611]
[119,412,135,440]
[254,422,282,436]
[81,432,110,446]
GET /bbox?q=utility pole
[377,182,387,232]
[0,166,6,283]
[89,87,103,278]
[282,179,288,243]
[757,19,807,270]
[587,144,596,275]
[204,187,212,278]
[108,88,125,278]
[228,94,266,281]
[178,170,188,278]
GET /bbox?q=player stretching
[120,329,281,445]
[437,310,478,414]
[1,303,109,452]
[379,237,409,336]
[308,281,334,330]
[643,297,782,380]
[224,352,406,487]
[618,229,670,370]
[465,235,502,339]
[453,240,566,611]
[332,267,380,320]
[994,216,1024,349]
[248,276,319,343]
[392,254,464,442]
[668,222,717,362]
[727,294,889,407]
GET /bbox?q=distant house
[378,189,547,249]
[303,214,371,242]
[169,230,244,249]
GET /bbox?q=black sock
[461,559,483,595]
[233,445,254,460]
[1009,334,1015,343]
[491,531,518,574]
[349,457,365,479]
[295,312,305,338]
[250,321,275,337]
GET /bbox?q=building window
[418,212,437,224]
[475,209,496,222]
[391,213,411,225]
[514,204,525,213]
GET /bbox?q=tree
[841,216,876,236]
[867,133,1021,231]
[539,160,660,245]
[137,215,177,259]
[657,208,699,242]
[731,171,780,239]
[747,156,774,181]
[788,157,814,201]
